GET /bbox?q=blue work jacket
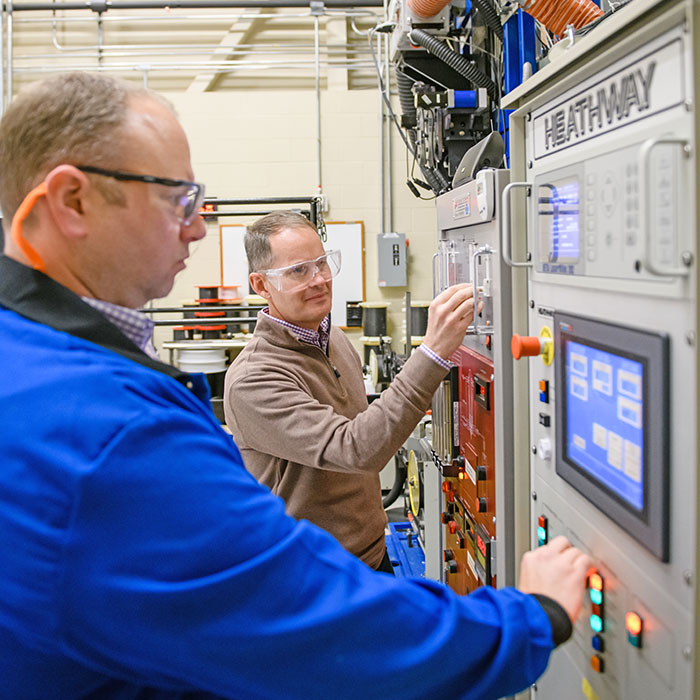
[0,255,555,700]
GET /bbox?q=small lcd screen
[564,340,644,512]
[538,178,581,263]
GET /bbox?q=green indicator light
[590,614,603,633]
[590,589,603,606]
[537,526,547,542]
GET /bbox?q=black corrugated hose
[396,68,417,149]
[473,0,503,42]
[396,68,450,194]
[409,27,498,101]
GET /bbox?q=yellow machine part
[407,450,421,517]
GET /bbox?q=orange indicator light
[589,572,604,592]
[625,612,643,636]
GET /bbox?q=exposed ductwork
[406,0,451,20]
[520,0,603,36]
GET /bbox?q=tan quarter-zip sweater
[224,312,448,568]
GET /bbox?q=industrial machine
[432,166,524,593]
[503,0,698,697]
[386,0,504,195]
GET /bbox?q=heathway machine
[503,1,698,698]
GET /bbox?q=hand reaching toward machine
[518,536,593,623]
[423,283,477,360]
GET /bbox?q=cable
[368,26,450,194]
[408,27,499,101]
[472,0,503,41]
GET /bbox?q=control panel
[503,2,698,698]
[432,168,523,594]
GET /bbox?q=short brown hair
[0,72,170,221]
[245,210,317,272]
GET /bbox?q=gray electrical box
[377,232,406,287]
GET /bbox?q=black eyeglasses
[76,165,206,226]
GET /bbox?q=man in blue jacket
[0,72,592,700]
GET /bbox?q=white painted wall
[154,88,439,356]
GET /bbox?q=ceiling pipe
[5,1,384,11]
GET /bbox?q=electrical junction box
[378,232,407,287]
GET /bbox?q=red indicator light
[625,612,643,636]
[476,535,487,557]
[589,572,604,592]
[448,521,457,534]
[538,515,547,528]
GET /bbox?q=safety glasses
[10,164,206,274]
[260,249,342,293]
[76,165,206,226]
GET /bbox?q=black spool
[362,305,388,337]
[173,325,196,340]
[410,305,429,337]
[202,324,226,339]
[198,285,219,300]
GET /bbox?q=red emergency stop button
[511,334,545,360]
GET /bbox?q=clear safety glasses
[260,249,342,293]
[76,165,206,226]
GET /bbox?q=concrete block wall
[153,88,439,356]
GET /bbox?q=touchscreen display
[565,340,644,511]
[538,178,581,264]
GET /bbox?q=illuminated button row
[588,571,605,673]
[537,515,548,546]
[587,569,644,670]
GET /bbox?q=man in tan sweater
[224,211,475,572]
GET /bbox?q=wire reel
[407,449,424,517]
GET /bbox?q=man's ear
[249,272,271,300]
[42,165,93,240]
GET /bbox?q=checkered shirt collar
[81,297,156,357]
[262,307,330,353]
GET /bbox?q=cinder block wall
[153,88,438,355]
